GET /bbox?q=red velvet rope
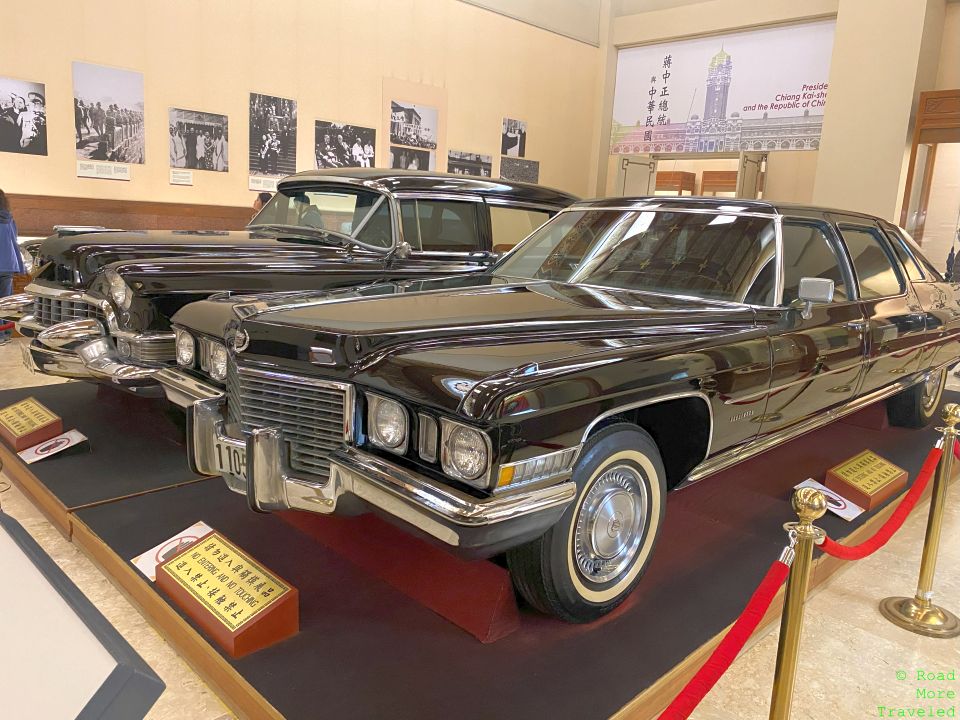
[819,446,942,561]
[953,439,959,461]
[658,558,790,720]
[0,322,13,332]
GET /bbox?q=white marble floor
[1,336,958,720]
[0,337,233,720]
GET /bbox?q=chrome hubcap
[574,464,648,584]
[922,369,943,411]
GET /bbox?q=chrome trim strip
[0,292,33,320]
[678,361,954,489]
[392,192,484,202]
[578,391,714,463]
[36,318,105,351]
[483,198,564,213]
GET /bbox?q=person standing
[0,190,24,345]
[363,138,374,168]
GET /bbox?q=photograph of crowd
[249,92,297,177]
[168,109,228,172]
[500,157,539,183]
[501,117,527,158]
[73,62,144,164]
[315,121,375,169]
[0,77,46,156]
[447,150,492,177]
[389,100,437,149]
[390,145,434,171]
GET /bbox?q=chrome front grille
[32,295,105,328]
[226,363,352,482]
[128,336,176,364]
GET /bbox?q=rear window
[839,225,905,299]
[400,199,482,252]
[489,206,552,252]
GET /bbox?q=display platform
[0,382,951,720]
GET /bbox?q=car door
[755,217,868,438]
[833,218,928,397]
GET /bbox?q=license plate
[214,439,246,482]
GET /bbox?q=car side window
[353,201,392,249]
[838,224,906,299]
[489,206,552,253]
[885,228,925,282]
[780,220,849,305]
[398,199,482,252]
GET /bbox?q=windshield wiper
[248,223,356,248]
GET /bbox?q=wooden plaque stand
[157,531,298,658]
[825,450,908,511]
[0,397,63,452]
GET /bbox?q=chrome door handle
[844,320,869,332]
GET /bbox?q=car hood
[36,229,328,286]
[231,277,760,415]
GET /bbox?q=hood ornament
[230,328,250,353]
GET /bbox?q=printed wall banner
[0,76,46,156]
[169,108,228,172]
[73,62,145,164]
[610,19,835,155]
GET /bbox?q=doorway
[613,151,767,200]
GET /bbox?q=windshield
[250,186,393,250]
[493,208,778,304]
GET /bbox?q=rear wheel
[887,368,946,428]
[507,424,666,623]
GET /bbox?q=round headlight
[372,397,407,449]
[175,330,195,367]
[448,425,488,481]
[105,270,131,309]
[209,343,229,382]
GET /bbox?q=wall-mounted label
[248,175,278,192]
[77,161,131,181]
[169,169,193,186]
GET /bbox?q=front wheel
[887,367,946,428]
[507,424,666,623]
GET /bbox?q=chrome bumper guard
[0,292,33,322]
[188,396,575,555]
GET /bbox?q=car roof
[277,168,579,207]
[572,196,884,221]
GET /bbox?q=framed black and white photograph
[315,121,376,168]
[501,117,527,158]
[169,108,228,172]
[389,145,434,171]
[249,92,297,177]
[500,157,539,183]
[73,62,145,164]
[0,76,46,156]
[448,150,492,177]
[389,100,438,149]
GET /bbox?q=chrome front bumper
[184,393,575,556]
[0,293,33,322]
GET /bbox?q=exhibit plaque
[156,531,298,657]
[0,397,63,451]
[825,450,907,510]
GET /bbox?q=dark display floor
[0,383,948,720]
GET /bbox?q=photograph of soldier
[501,117,527,158]
[447,150,492,177]
[72,62,144,164]
[0,77,47,156]
[169,108,228,172]
[315,121,376,169]
[389,100,438,149]
[249,93,297,177]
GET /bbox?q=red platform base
[280,511,520,643]
[840,400,890,431]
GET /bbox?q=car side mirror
[798,277,834,320]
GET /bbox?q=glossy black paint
[31,169,577,335]
[173,199,960,497]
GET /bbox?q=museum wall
[0,0,600,209]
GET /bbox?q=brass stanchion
[879,403,960,638]
[769,487,826,720]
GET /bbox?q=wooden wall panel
[8,194,253,236]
